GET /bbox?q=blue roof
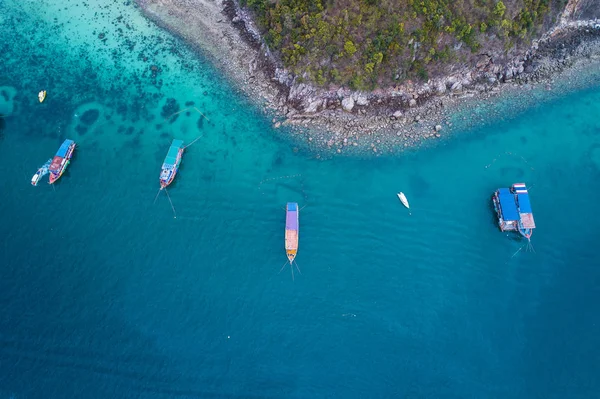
[517,193,532,213]
[56,139,74,157]
[498,188,519,221]
[162,140,184,167]
[287,202,298,211]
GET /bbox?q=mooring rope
[164,107,210,123]
[484,151,536,171]
[164,188,177,219]
[257,173,308,203]
[258,173,303,189]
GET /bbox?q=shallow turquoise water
[1,1,600,398]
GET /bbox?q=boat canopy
[516,193,532,213]
[49,156,63,173]
[56,139,74,157]
[498,188,519,221]
[286,202,298,231]
[163,140,184,167]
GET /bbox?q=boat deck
[285,230,298,250]
[520,213,535,229]
[49,156,63,172]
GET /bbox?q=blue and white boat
[492,183,536,239]
[159,139,184,189]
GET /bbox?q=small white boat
[31,159,52,186]
[38,90,46,103]
[397,192,410,209]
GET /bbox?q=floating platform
[492,183,535,239]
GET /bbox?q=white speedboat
[397,192,410,209]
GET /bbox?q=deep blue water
[1,1,600,398]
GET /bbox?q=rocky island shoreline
[137,0,600,154]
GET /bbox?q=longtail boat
[159,139,184,189]
[49,139,76,184]
[285,202,299,263]
[31,158,52,186]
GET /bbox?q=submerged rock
[0,86,17,117]
[161,98,180,122]
[80,109,100,125]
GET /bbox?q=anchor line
[293,261,302,275]
[278,260,289,274]
[278,260,301,280]
[184,134,203,150]
[505,244,525,264]
[511,245,524,258]
[164,188,177,219]
[153,188,162,204]
[484,151,535,171]
[527,240,536,253]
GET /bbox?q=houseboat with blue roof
[492,183,536,239]
[159,139,184,189]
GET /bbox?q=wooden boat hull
[48,140,76,184]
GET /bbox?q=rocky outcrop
[136,0,600,153]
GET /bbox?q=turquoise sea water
[1,1,600,398]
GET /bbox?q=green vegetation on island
[240,0,563,89]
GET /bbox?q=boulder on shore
[356,94,369,106]
[342,97,355,112]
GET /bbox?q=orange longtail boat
[285,202,299,263]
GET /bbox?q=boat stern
[287,250,297,263]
